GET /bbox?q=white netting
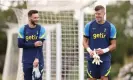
[38,11,79,80]
[38,10,95,80]
[37,10,95,80]
[34,1,96,79]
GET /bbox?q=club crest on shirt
[37,31,38,35]
[92,27,96,30]
[26,31,28,35]
[104,28,107,32]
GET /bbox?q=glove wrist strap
[102,48,109,53]
[86,47,92,53]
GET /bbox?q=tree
[107,1,133,79]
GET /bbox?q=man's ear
[103,10,106,15]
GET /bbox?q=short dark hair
[95,5,105,11]
[28,10,38,17]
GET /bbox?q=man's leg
[87,61,100,80]
[101,76,108,80]
[88,78,97,80]
[100,61,111,80]
[23,63,33,80]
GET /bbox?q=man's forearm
[83,37,93,53]
[18,38,35,48]
[108,44,116,52]
[108,40,116,52]
[83,42,89,48]
[83,37,89,48]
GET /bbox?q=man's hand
[86,47,94,57]
[34,41,42,47]
[33,58,39,67]
[96,48,104,55]
[89,51,94,57]
[92,49,103,65]
[92,49,100,59]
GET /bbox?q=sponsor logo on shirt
[26,35,38,41]
[93,33,106,39]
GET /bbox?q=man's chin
[96,20,100,22]
[32,23,37,26]
[34,22,38,25]
[34,23,37,25]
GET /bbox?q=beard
[31,20,37,26]
[96,18,103,23]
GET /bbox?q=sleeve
[84,22,91,38]
[39,26,46,40]
[110,23,117,39]
[35,26,46,59]
[18,26,24,38]
[17,26,35,48]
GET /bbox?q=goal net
[2,0,106,80]
[26,0,97,79]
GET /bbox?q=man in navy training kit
[18,10,46,80]
[83,5,117,80]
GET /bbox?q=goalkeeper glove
[32,66,41,80]
[92,49,103,65]
[92,58,103,65]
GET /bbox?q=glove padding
[92,49,103,65]
[32,66,41,80]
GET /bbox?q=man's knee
[88,78,96,80]
[101,76,108,80]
